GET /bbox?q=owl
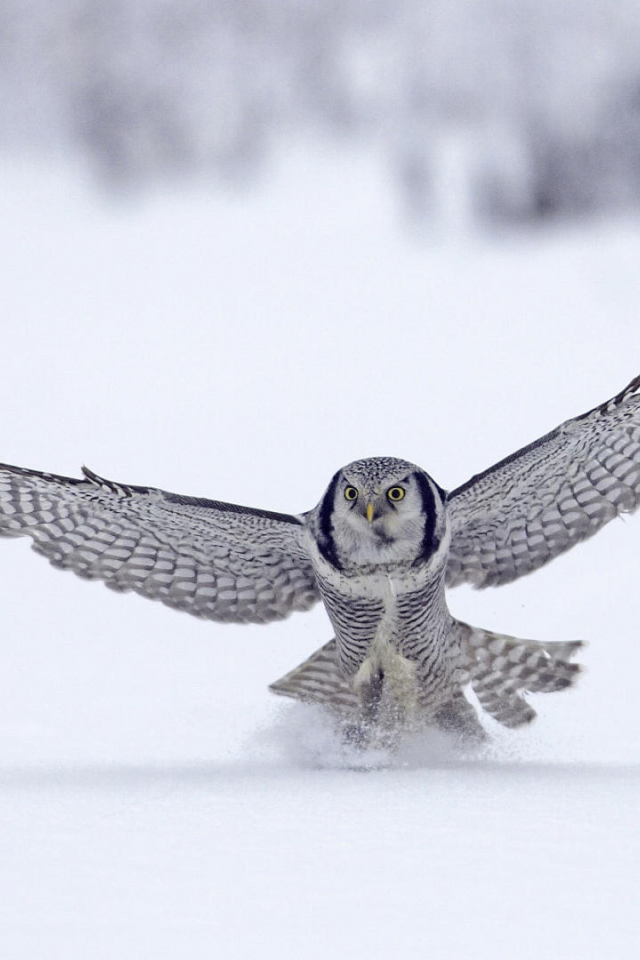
[1,374,639,743]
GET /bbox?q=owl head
[313,456,448,569]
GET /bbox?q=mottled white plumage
[1,374,639,741]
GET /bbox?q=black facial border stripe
[413,471,441,560]
[317,469,343,570]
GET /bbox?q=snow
[0,150,639,958]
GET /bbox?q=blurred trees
[2,0,640,225]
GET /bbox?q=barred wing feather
[446,374,640,588]
[0,464,320,623]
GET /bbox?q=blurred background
[4,0,640,226]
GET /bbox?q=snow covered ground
[0,150,639,958]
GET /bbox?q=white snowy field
[0,151,639,958]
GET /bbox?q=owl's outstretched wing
[446,374,640,588]
[0,463,320,623]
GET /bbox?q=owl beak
[366,502,375,523]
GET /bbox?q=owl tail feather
[269,640,359,712]
[458,622,584,728]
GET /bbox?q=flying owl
[1,374,639,743]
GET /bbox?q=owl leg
[355,668,385,724]
[345,657,421,750]
[431,694,488,742]
[340,667,391,749]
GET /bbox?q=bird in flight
[1,374,638,744]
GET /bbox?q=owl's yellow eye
[387,486,405,502]
[344,486,359,502]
